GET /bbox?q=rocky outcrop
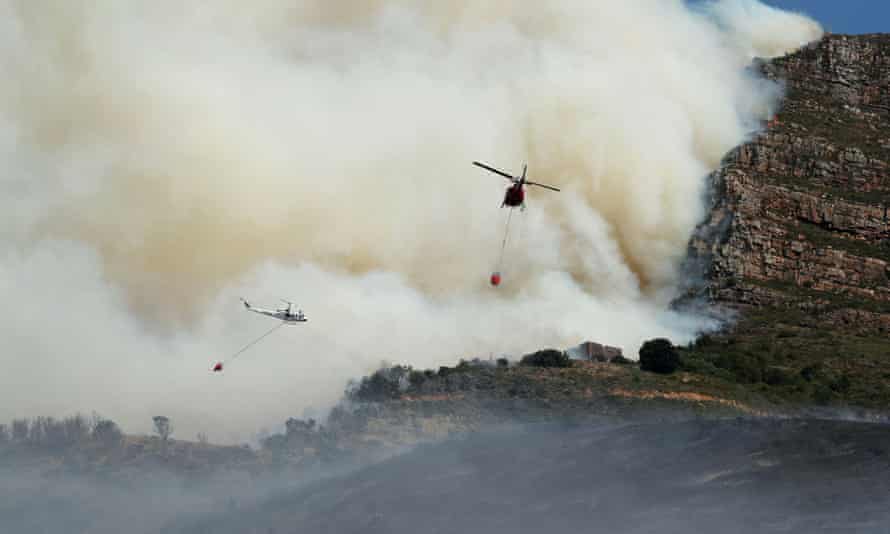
[687,34,890,331]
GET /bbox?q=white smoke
[0,0,821,441]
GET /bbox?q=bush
[800,363,822,382]
[638,338,679,374]
[830,374,851,394]
[153,416,174,443]
[347,365,411,402]
[285,417,316,436]
[62,415,90,445]
[729,354,765,384]
[764,366,797,386]
[812,384,834,405]
[520,349,571,368]
[496,358,509,368]
[260,434,287,454]
[408,370,428,390]
[610,355,633,365]
[92,419,123,448]
[11,419,28,442]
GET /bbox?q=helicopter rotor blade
[525,181,561,192]
[473,161,516,181]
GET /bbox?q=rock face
[686,34,890,332]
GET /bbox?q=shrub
[764,366,797,386]
[153,416,173,443]
[285,417,316,436]
[729,354,764,384]
[62,415,90,446]
[92,419,123,448]
[610,354,633,365]
[520,349,571,368]
[812,384,834,405]
[496,358,509,368]
[800,363,823,382]
[638,338,679,374]
[830,374,851,394]
[260,434,287,454]
[11,419,28,442]
[408,370,428,390]
[347,365,411,402]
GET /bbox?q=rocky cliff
[688,33,890,333]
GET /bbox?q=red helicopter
[473,161,560,287]
[472,161,560,211]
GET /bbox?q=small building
[566,341,624,362]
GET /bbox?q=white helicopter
[240,298,307,323]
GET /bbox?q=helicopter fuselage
[503,183,525,207]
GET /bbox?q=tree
[62,414,90,446]
[153,416,173,454]
[639,338,679,374]
[11,419,28,442]
[347,366,411,402]
[520,349,571,368]
[285,417,316,436]
[93,419,123,448]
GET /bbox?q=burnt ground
[168,417,890,534]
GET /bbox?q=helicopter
[211,298,308,373]
[473,161,561,287]
[240,298,307,323]
[472,161,560,211]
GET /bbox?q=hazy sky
[763,0,890,34]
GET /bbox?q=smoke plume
[0,0,822,440]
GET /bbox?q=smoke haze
[0,1,822,439]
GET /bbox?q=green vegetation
[775,83,890,163]
[678,307,890,408]
[757,171,890,206]
[346,364,411,401]
[520,349,572,368]
[0,414,122,452]
[793,219,890,263]
[638,339,680,375]
[747,277,890,315]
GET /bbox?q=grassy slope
[678,308,890,409]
